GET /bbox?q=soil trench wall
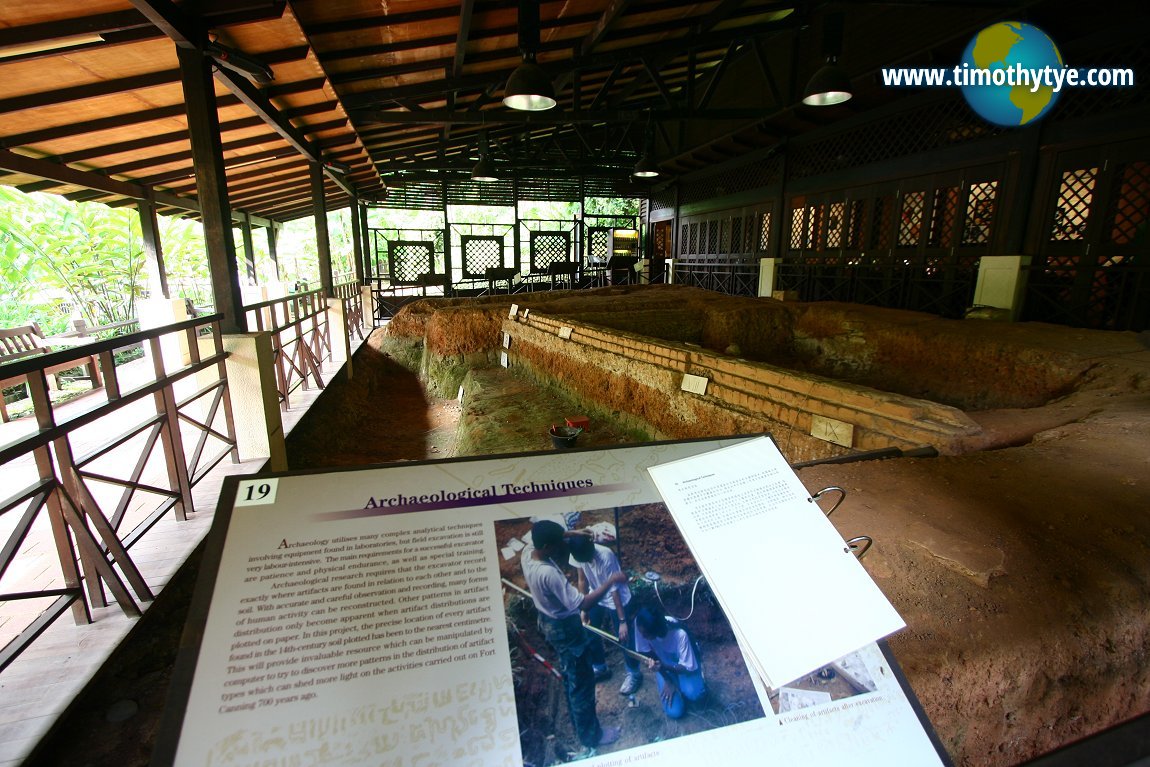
[503,312,982,462]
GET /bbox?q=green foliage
[278,209,359,286]
[0,187,145,333]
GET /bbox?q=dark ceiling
[0,0,1138,222]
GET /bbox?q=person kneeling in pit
[634,604,706,719]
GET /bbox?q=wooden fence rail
[0,315,238,672]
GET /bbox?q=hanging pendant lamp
[503,0,556,111]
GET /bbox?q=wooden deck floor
[0,335,366,767]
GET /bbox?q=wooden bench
[0,323,103,422]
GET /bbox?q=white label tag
[681,374,709,395]
[235,478,279,507]
[811,415,854,447]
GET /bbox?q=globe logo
[959,21,1064,127]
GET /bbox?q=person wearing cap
[567,533,643,695]
[520,519,626,754]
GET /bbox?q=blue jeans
[585,600,641,676]
[538,612,602,748]
[655,668,706,719]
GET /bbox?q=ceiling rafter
[340,16,798,110]
[128,0,360,198]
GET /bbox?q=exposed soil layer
[383,285,1118,412]
[385,286,1150,767]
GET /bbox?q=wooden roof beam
[453,0,477,79]
[343,16,798,110]
[128,0,356,197]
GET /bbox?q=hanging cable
[649,573,708,622]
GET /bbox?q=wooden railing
[244,290,332,410]
[0,315,238,671]
[333,280,365,342]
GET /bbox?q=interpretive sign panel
[153,438,948,767]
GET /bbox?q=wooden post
[177,45,245,333]
[241,211,257,284]
[138,195,170,299]
[312,162,334,296]
[267,221,281,280]
[349,196,364,284]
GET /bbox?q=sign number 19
[235,478,279,506]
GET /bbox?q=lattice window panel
[898,191,926,247]
[689,222,699,254]
[928,187,960,248]
[529,231,571,272]
[730,216,743,253]
[759,211,772,251]
[388,241,435,283]
[789,207,806,250]
[870,196,893,249]
[789,96,1001,181]
[706,220,719,254]
[826,202,845,248]
[744,215,760,254]
[1051,41,1150,122]
[654,222,670,257]
[679,153,784,205]
[721,218,734,254]
[461,235,505,278]
[652,189,677,217]
[963,181,998,245]
[806,205,823,250]
[680,224,689,255]
[1108,161,1150,245]
[1043,254,1078,274]
[587,227,612,263]
[846,200,864,249]
[1050,168,1097,241]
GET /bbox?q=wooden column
[360,203,371,281]
[266,221,281,279]
[241,212,257,283]
[177,45,245,333]
[138,194,170,299]
[349,196,364,284]
[311,161,333,296]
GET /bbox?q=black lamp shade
[503,59,556,111]
[632,154,660,178]
[802,61,853,106]
[472,155,499,182]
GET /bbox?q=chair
[606,256,638,285]
[484,266,518,294]
[546,261,579,290]
[0,323,103,422]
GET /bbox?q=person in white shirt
[520,520,625,753]
[568,534,642,695]
[634,604,706,719]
